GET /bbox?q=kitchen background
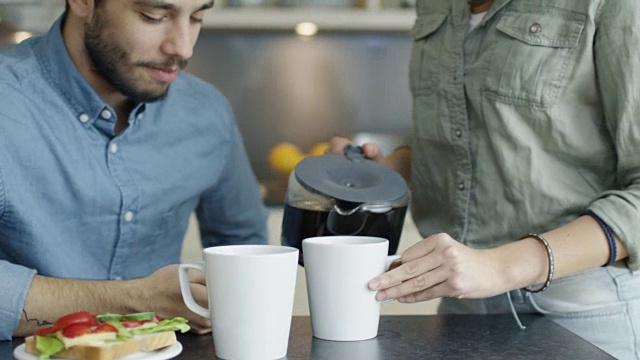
[0,0,439,315]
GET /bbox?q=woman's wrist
[491,237,551,292]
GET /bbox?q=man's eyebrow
[198,1,215,11]
[133,0,214,12]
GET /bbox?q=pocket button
[529,23,542,34]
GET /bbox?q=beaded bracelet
[520,233,554,293]
[584,210,618,267]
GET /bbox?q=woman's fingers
[369,235,442,291]
[374,265,449,301]
[327,137,352,155]
[326,136,385,162]
[361,143,384,162]
[369,233,501,302]
[369,253,439,292]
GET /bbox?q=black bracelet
[584,210,617,267]
[520,233,554,293]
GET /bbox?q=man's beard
[84,13,188,104]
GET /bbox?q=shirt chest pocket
[410,13,448,95]
[484,9,586,108]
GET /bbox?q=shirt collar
[33,15,116,128]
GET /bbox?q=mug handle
[178,263,210,319]
[386,255,401,270]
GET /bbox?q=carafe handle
[344,144,365,162]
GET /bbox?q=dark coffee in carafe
[281,203,407,266]
[281,146,410,266]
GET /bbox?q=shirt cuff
[0,261,36,340]
[588,201,640,271]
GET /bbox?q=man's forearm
[14,275,141,337]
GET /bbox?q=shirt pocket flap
[496,11,586,48]
[412,13,448,41]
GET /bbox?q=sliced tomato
[150,314,162,323]
[120,320,145,328]
[62,323,93,338]
[92,323,118,334]
[34,325,59,337]
[54,311,98,330]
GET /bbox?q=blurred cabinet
[0,1,415,34]
[207,0,415,32]
[203,7,415,32]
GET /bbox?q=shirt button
[137,113,144,120]
[455,129,462,138]
[114,276,123,281]
[457,182,465,191]
[101,110,112,119]
[79,113,89,123]
[109,143,118,154]
[529,23,542,34]
[124,211,134,222]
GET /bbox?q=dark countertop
[3,315,613,359]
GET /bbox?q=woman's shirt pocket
[410,13,448,95]
[410,13,449,141]
[484,8,586,109]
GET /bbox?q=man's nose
[162,22,195,60]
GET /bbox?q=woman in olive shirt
[330,0,640,358]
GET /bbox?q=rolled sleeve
[589,1,640,270]
[0,261,36,340]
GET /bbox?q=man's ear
[67,0,95,19]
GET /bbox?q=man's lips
[146,66,179,83]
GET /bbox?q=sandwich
[24,311,190,360]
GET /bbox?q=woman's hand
[326,136,384,163]
[369,233,512,303]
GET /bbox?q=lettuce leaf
[130,317,190,335]
[104,320,133,340]
[35,335,65,359]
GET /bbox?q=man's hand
[15,264,211,337]
[133,264,211,334]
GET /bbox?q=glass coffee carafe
[281,145,409,265]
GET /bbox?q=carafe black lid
[294,145,408,205]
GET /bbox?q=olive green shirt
[409,0,640,269]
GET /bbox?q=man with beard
[0,0,268,339]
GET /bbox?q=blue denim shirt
[0,18,268,339]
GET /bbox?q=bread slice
[136,331,177,352]
[24,331,176,360]
[25,336,138,360]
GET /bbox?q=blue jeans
[438,262,640,359]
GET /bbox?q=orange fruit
[268,142,306,175]
[307,142,330,157]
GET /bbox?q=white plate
[13,341,182,360]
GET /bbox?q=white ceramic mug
[302,236,399,341]
[179,245,299,360]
